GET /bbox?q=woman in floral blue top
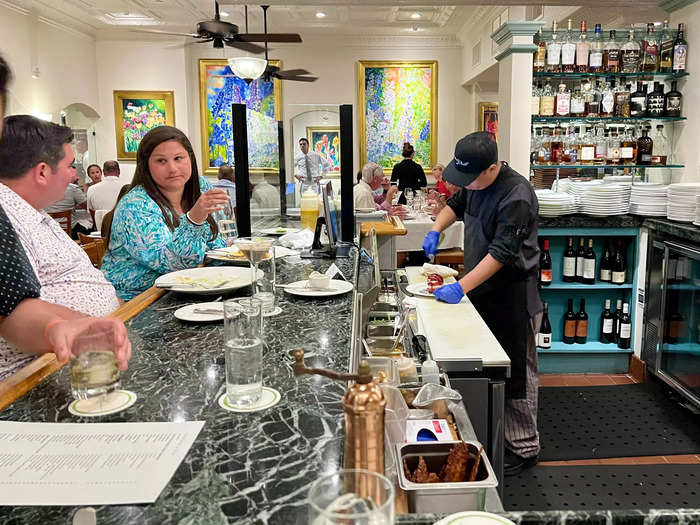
[102,126,228,300]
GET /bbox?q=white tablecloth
[395,214,464,252]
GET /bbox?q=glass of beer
[69,329,121,400]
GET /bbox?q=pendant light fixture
[227,6,267,81]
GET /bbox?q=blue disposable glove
[433,281,465,304]
[422,230,440,257]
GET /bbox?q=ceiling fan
[217,5,318,83]
[130,1,303,54]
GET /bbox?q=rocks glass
[69,329,121,400]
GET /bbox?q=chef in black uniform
[423,132,542,475]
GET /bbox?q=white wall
[0,4,97,122]
[94,40,190,183]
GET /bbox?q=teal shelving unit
[538,226,638,373]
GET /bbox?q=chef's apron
[461,192,538,400]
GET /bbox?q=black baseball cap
[442,131,498,187]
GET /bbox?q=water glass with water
[223,297,263,408]
[217,189,237,246]
[69,329,121,400]
[254,246,276,315]
[404,187,414,207]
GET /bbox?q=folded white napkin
[278,229,315,250]
[420,263,459,278]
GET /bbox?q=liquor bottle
[612,238,627,284]
[537,127,552,164]
[614,298,623,343]
[575,299,589,344]
[562,236,577,282]
[540,81,555,116]
[585,80,601,116]
[673,23,688,72]
[576,20,590,72]
[540,239,552,286]
[601,299,615,343]
[618,302,632,349]
[555,84,571,116]
[579,126,596,165]
[570,86,586,117]
[583,238,596,284]
[547,21,563,73]
[594,125,608,165]
[606,127,621,165]
[659,20,674,73]
[589,24,604,72]
[551,126,564,164]
[621,27,641,73]
[636,127,653,165]
[651,125,669,165]
[604,30,620,73]
[563,298,577,344]
[646,82,665,118]
[601,80,615,117]
[539,303,552,349]
[576,237,585,283]
[620,127,638,165]
[531,82,541,116]
[563,125,579,164]
[641,22,660,72]
[600,239,612,282]
[530,126,541,164]
[614,80,631,118]
[561,19,577,73]
[630,81,648,117]
[534,28,547,72]
[664,80,682,117]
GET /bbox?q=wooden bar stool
[80,239,105,268]
[47,210,71,236]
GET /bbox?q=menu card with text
[0,421,204,505]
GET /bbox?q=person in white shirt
[354,162,397,211]
[251,177,280,210]
[87,160,124,229]
[294,137,330,184]
[44,172,93,238]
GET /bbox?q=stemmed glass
[404,187,414,208]
[236,237,274,300]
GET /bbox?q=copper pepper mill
[292,349,386,476]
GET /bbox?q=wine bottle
[672,23,688,72]
[563,298,577,344]
[540,239,552,286]
[576,237,585,283]
[601,299,615,344]
[600,240,612,282]
[563,236,577,282]
[614,298,623,343]
[539,303,552,349]
[612,239,627,285]
[583,238,596,285]
[575,298,589,344]
[618,302,632,349]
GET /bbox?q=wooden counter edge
[0,286,166,411]
[359,216,407,237]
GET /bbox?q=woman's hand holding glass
[189,189,230,224]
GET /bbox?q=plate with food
[259,227,301,236]
[406,273,448,297]
[155,266,261,295]
[206,245,298,262]
[282,272,353,297]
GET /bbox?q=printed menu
[0,421,204,505]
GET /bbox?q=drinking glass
[236,237,274,298]
[254,246,276,315]
[69,329,121,400]
[308,469,395,525]
[404,187,414,208]
[223,297,263,408]
[217,189,237,246]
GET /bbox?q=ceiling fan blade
[224,40,266,54]
[129,29,200,38]
[193,38,214,44]
[275,68,311,76]
[237,33,302,43]
[278,75,318,82]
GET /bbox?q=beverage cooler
[643,237,700,409]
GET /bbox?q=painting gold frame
[306,126,340,177]
[198,58,282,175]
[113,90,175,161]
[478,101,499,140]
[357,60,438,173]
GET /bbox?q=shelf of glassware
[531,164,684,169]
[533,71,689,80]
[532,116,686,123]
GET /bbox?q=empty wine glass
[404,187,414,207]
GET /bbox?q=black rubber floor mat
[504,464,700,512]
[538,382,700,461]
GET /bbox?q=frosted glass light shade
[227,57,267,80]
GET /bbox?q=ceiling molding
[0,0,30,16]
[0,0,94,40]
[302,34,462,48]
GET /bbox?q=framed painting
[306,126,340,174]
[113,90,174,161]
[198,59,282,174]
[478,102,499,142]
[357,60,437,172]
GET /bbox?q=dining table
[394,212,464,253]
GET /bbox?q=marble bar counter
[644,217,700,245]
[538,214,644,229]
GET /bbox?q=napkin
[278,229,314,250]
[420,263,459,278]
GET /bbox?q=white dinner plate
[174,302,224,322]
[433,511,515,525]
[405,282,436,298]
[206,245,299,262]
[282,279,353,297]
[155,266,262,295]
[259,227,301,236]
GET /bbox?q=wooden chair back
[77,232,92,245]
[48,210,71,236]
[80,239,105,268]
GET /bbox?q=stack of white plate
[667,183,700,223]
[536,189,578,217]
[629,183,668,216]
[581,183,630,216]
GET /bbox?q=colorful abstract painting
[478,102,499,142]
[358,61,437,170]
[307,127,340,173]
[198,59,281,174]
[113,91,174,161]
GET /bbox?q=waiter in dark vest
[423,132,542,475]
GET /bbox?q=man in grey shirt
[44,172,93,238]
